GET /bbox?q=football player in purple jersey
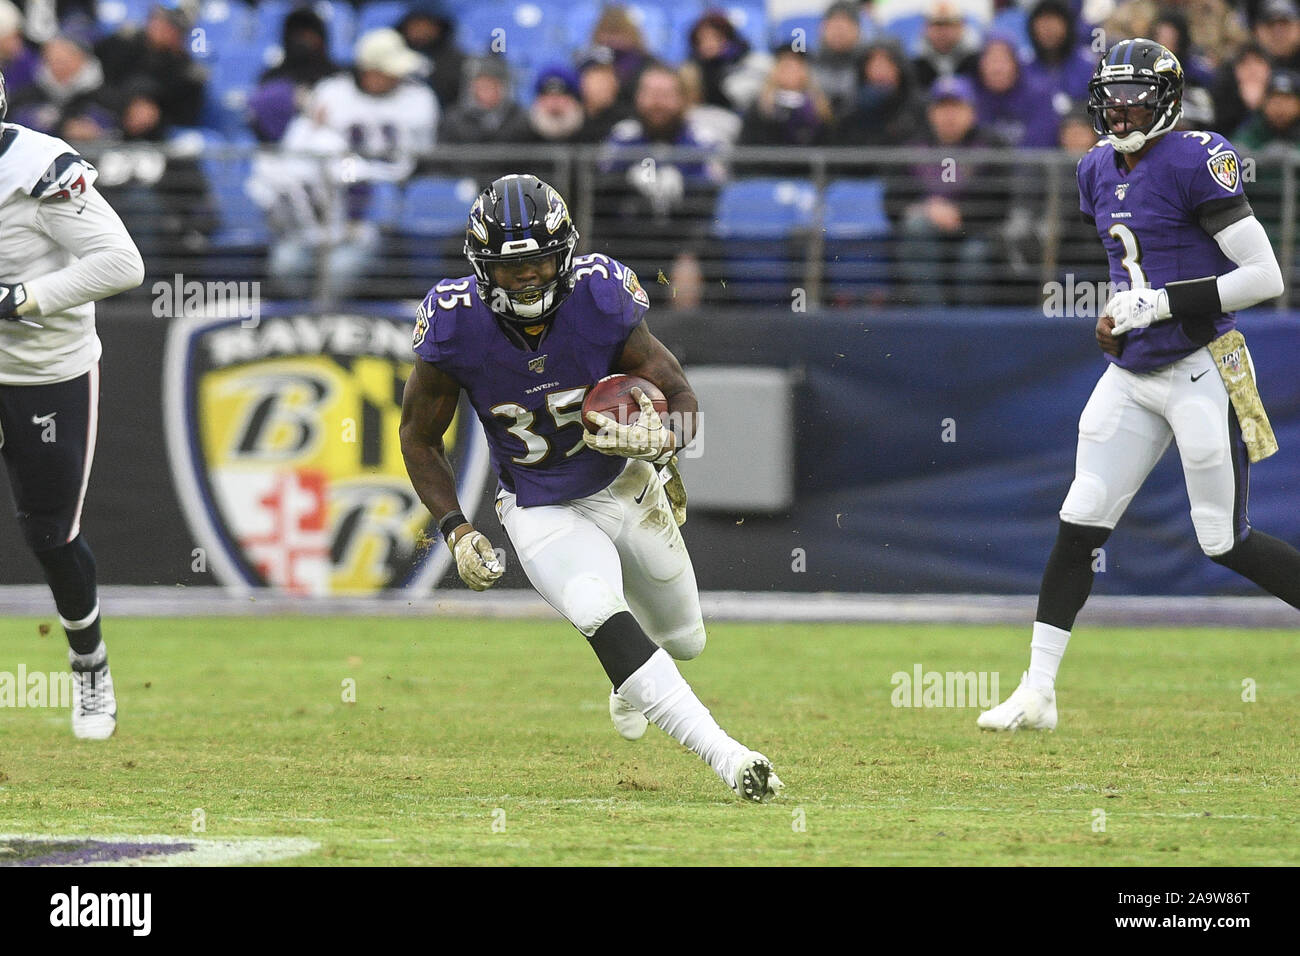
[399,174,782,801]
[980,39,1300,731]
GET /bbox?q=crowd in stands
[0,0,1297,306]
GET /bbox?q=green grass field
[2,617,1297,865]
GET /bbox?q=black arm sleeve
[1195,194,1252,236]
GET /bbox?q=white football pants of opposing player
[1060,347,1249,556]
[495,458,706,659]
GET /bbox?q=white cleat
[70,652,117,740]
[728,749,784,804]
[977,673,1057,732]
[609,688,647,740]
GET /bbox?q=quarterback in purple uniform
[980,40,1300,731]
[399,174,781,802]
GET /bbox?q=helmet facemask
[463,175,580,330]
[470,241,577,326]
[1088,46,1183,154]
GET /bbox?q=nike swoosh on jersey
[634,480,652,504]
[31,412,56,425]
[1191,369,1211,382]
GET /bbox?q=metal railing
[83,140,1299,311]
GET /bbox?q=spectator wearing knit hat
[525,66,586,144]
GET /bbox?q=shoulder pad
[573,254,649,315]
[414,276,477,351]
[31,152,98,201]
[1175,130,1243,194]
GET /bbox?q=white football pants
[496,458,706,659]
[1060,347,1251,556]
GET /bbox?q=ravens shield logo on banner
[164,310,490,595]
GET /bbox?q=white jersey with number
[308,74,438,162]
[0,123,145,385]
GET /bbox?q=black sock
[1035,520,1113,631]
[587,611,658,689]
[1211,530,1300,609]
[34,535,102,655]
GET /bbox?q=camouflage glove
[582,387,676,465]
[446,525,503,591]
[662,456,687,526]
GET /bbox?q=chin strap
[1108,130,1148,153]
[1107,107,1182,154]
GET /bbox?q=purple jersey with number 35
[412,253,650,507]
[1077,130,1247,372]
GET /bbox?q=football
[582,374,668,434]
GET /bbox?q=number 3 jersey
[413,254,650,507]
[1077,129,1252,373]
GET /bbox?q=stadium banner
[161,307,492,595]
[1,304,1298,597]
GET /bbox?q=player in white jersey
[0,70,145,739]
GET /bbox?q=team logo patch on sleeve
[623,268,650,308]
[1207,151,1240,192]
[413,301,430,349]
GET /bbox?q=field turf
[1,617,1297,865]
